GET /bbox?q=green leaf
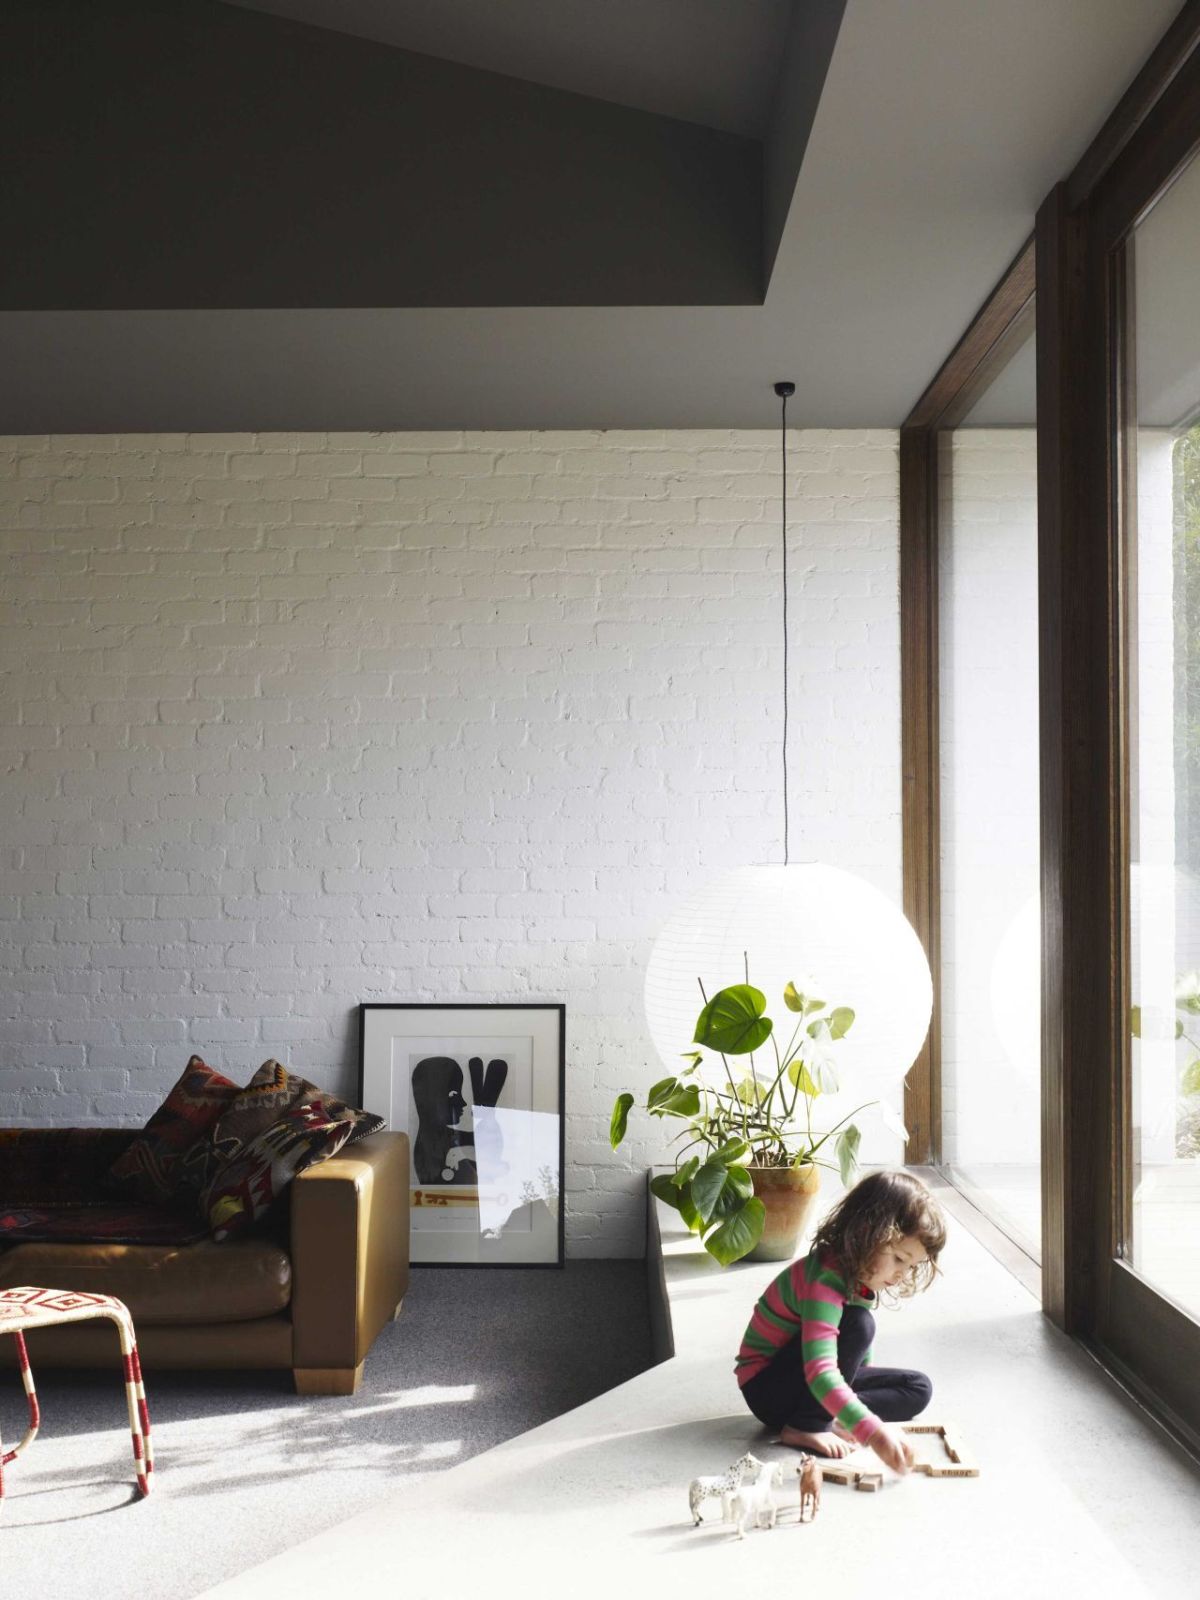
[703,1198,766,1266]
[673,1155,700,1188]
[802,997,826,1017]
[1130,1005,1142,1039]
[694,985,774,1055]
[679,1052,703,1073]
[650,1172,702,1232]
[1183,1059,1200,1095]
[1176,1019,1185,1040]
[646,1076,701,1118]
[836,1124,862,1188]
[656,1084,701,1118]
[649,1172,683,1210]
[812,1061,840,1095]
[725,1164,754,1200]
[713,1138,751,1165]
[787,1058,820,1097]
[610,1093,634,1148]
[827,1006,855,1039]
[690,1158,729,1224]
[735,1077,760,1105]
[783,981,804,1013]
[710,1179,745,1219]
[807,1018,833,1042]
[646,1076,679,1110]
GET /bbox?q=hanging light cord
[775,381,795,866]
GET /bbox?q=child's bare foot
[779,1426,854,1458]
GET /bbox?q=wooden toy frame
[902,1422,979,1477]
[817,1422,979,1491]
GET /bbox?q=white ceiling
[0,0,1183,433]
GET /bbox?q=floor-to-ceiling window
[938,325,1041,1258]
[1125,143,1200,1325]
[904,7,1200,1447]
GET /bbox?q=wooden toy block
[817,1461,882,1489]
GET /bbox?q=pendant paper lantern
[644,864,932,1134]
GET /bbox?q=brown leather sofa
[0,1128,410,1395]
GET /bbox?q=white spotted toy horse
[688,1451,765,1525]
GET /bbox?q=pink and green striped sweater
[735,1248,881,1444]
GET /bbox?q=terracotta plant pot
[746,1163,821,1262]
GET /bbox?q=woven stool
[0,1285,153,1513]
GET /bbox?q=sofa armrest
[289,1132,410,1395]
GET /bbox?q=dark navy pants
[739,1304,932,1431]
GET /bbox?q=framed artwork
[358,1003,565,1267]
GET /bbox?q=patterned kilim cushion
[200,1073,383,1239]
[0,1202,208,1246]
[201,1059,302,1180]
[105,1056,241,1209]
[204,1060,383,1177]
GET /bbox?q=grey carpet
[1,1261,653,1599]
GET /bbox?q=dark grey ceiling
[228,0,793,136]
[0,0,1184,432]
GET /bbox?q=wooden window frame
[899,242,1035,1168]
[1038,0,1200,1450]
[902,0,1200,1453]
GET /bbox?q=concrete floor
[199,1182,1200,1600]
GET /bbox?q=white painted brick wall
[0,429,901,1256]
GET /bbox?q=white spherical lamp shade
[644,865,932,1130]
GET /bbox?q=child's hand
[870,1424,915,1475]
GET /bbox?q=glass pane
[939,323,1041,1259]
[1127,147,1200,1323]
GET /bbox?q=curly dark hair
[812,1169,946,1301]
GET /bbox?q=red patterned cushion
[200,1083,382,1239]
[105,1056,240,1208]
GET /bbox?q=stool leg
[1,1331,42,1463]
[111,1314,153,1497]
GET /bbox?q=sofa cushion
[0,1237,292,1325]
[0,1129,136,1204]
[204,1060,382,1169]
[105,1056,241,1209]
[0,1202,206,1247]
[201,1089,380,1240]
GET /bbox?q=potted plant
[1131,972,1200,1157]
[611,978,873,1266]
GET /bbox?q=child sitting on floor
[735,1169,946,1476]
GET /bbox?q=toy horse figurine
[687,1451,765,1525]
[726,1462,787,1539]
[797,1453,822,1522]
